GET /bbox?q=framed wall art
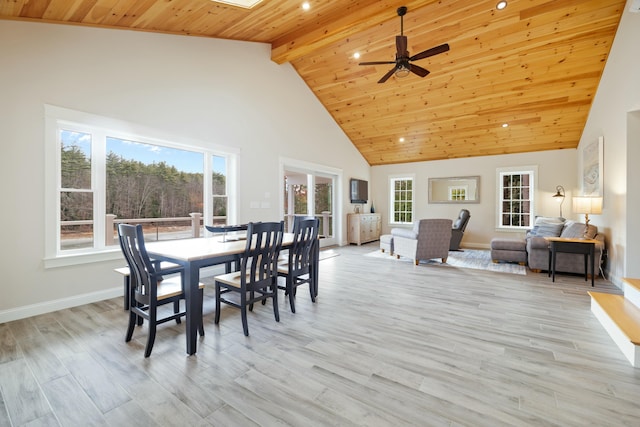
[582,136,603,196]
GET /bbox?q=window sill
[44,249,122,269]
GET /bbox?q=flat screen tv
[350,178,368,204]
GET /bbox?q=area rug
[365,249,526,275]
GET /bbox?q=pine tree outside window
[46,105,238,266]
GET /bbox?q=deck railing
[61,211,333,247]
[105,213,205,246]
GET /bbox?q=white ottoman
[380,234,394,255]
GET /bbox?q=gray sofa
[526,218,605,275]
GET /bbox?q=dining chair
[115,259,182,311]
[277,217,319,313]
[214,221,284,336]
[118,224,204,357]
[205,223,249,273]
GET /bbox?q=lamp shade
[572,196,602,214]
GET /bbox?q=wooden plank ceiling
[0,0,625,165]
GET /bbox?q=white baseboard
[0,266,224,324]
[0,287,122,324]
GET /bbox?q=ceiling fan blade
[359,61,396,65]
[378,66,398,83]
[410,43,450,62]
[396,35,407,56]
[410,64,430,77]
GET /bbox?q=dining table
[145,232,317,355]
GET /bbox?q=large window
[212,155,229,227]
[46,105,238,265]
[497,166,536,229]
[390,176,414,224]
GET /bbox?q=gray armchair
[392,219,453,265]
[450,209,470,251]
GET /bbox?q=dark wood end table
[545,237,599,286]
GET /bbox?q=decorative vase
[370,204,375,213]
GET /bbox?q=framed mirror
[428,176,480,203]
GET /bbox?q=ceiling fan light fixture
[395,65,410,78]
[358,6,450,84]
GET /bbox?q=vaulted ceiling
[0,0,626,165]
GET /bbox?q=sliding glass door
[283,168,338,247]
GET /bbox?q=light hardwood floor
[1,243,637,426]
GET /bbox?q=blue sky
[61,130,225,174]
[108,137,204,173]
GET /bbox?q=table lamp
[572,196,602,237]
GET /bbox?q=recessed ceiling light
[353,52,360,59]
[502,123,509,128]
[399,137,405,142]
[302,2,310,10]
[496,1,507,10]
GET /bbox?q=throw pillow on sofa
[529,216,565,237]
[560,220,598,239]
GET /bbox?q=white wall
[0,21,369,320]
[577,1,640,285]
[371,149,578,248]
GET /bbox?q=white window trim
[278,156,343,247]
[389,174,415,225]
[44,104,240,268]
[495,165,538,231]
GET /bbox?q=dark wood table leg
[551,243,557,282]
[590,244,595,287]
[184,265,199,355]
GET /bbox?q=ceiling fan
[359,6,450,83]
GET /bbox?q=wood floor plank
[206,404,260,427]
[41,374,108,426]
[0,323,20,364]
[125,378,209,426]
[0,391,13,427]
[14,336,68,384]
[103,400,160,427]
[60,351,131,414]
[143,353,226,418]
[233,368,355,426]
[2,243,640,425]
[0,359,53,425]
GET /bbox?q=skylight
[211,0,263,9]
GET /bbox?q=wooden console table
[347,213,381,245]
[545,237,599,286]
